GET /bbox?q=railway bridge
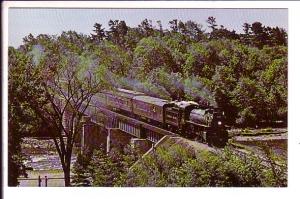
[62,97,176,154]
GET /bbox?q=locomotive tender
[96,88,228,145]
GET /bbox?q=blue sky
[8,8,288,47]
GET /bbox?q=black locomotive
[96,88,228,146]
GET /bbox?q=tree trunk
[63,165,71,187]
[63,147,73,187]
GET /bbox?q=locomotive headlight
[218,121,222,125]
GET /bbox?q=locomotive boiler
[188,107,227,145]
[165,100,228,145]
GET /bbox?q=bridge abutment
[106,128,133,153]
[81,116,107,153]
[77,113,170,156]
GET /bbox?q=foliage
[72,145,142,187]
[12,18,287,126]
[10,31,104,186]
[133,37,177,76]
[8,47,45,185]
[71,149,93,186]
[92,40,131,76]
[260,145,287,187]
[122,145,286,187]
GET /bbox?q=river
[19,137,77,187]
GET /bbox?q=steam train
[95,88,228,146]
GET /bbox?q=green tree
[88,146,140,186]
[71,149,92,186]
[8,47,44,185]
[169,19,179,33]
[231,77,267,126]
[57,30,89,55]
[133,37,176,76]
[123,27,143,51]
[138,19,155,37]
[184,42,218,79]
[163,33,187,72]
[93,40,131,76]
[182,20,206,42]
[211,26,240,40]
[107,20,128,47]
[90,23,106,44]
[241,23,252,45]
[147,67,185,100]
[207,16,218,31]
[250,22,270,48]
[260,57,287,122]
[36,52,103,186]
[18,34,105,186]
[156,20,164,37]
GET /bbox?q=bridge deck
[85,102,176,142]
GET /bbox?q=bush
[122,145,287,187]
[71,148,93,186]
[73,145,142,187]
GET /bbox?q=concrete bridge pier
[106,128,153,154]
[81,116,107,153]
[106,128,133,153]
[80,117,153,155]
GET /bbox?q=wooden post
[106,128,111,154]
[45,176,48,187]
[38,175,41,187]
[81,124,85,154]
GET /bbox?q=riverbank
[20,137,77,187]
[18,170,65,187]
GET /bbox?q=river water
[19,138,77,186]
[22,137,77,171]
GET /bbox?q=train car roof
[133,95,172,107]
[117,88,145,96]
[99,88,145,98]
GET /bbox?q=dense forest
[8,17,287,186]
[12,17,288,126]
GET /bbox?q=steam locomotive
[96,88,228,146]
